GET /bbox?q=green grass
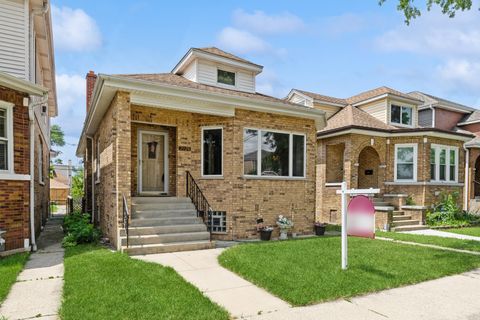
[445,227,480,237]
[0,253,29,303]
[218,237,480,306]
[377,231,480,252]
[60,245,229,320]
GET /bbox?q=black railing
[122,194,130,248]
[186,171,212,238]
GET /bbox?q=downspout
[429,105,435,128]
[28,95,48,252]
[463,143,469,211]
[86,136,94,223]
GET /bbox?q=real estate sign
[347,195,375,239]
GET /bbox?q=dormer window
[391,104,412,126]
[217,69,235,86]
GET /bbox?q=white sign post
[336,182,379,270]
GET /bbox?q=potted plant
[314,222,326,236]
[276,215,293,240]
[259,226,274,241]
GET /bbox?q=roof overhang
[76,75,326,157]
[352,93,422,107]
[172,48,263,75]
[286,89,346,107]
[457,119,480,126]
[317,126,474,142]
[0,71,48,96]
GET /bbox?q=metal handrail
[186,171,212,239]
[473,179,480,185]
[122,194,130,248]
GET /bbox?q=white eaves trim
[352,93,422,108]
[457,119,480,126]
[318,128,473,142]
[0,71,47,96]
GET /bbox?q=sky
[50,0,480,165]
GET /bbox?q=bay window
[391,104,413,126]
[243,128,306,178]
[202,127,223,176]
[394,144,417,181]
[430,145,458,182]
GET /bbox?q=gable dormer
[172,47,263,93]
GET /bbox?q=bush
[426,192,480,227]
[62,212,101,247]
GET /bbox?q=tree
[379,0,475,24]
[71,168,84,198]
[50,124,65,147]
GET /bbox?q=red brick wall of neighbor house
[86,71,97,113]
[435,109,465,131]
[0,86,31,250]
[461,123,480,136]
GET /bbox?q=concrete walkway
[401,228,480,241]
[251,268,480,320]
[134,248,290,318]
[0,216,65,320]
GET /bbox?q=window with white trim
[391,104,413,126]
[217,69,235,86]
[38,138,44,183]
[95,138,100,183]
[430,144,458,182]
[201,127,223,176]
[243,128,306,178]
[394,144,417,181]
[0,102,13,172]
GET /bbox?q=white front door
[138,130,168,195]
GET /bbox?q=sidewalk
[134,249,290,318]
[402,228,480,241]
[0,216,65,320]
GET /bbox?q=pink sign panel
[347,195,375,239]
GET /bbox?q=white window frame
[390,104,414,127]
[0,101,14,174]
[216,67,237,89]
[243,127,307,179]
[394,143,418,182]
[201,126,223,177]
[95,137,100,183]
[430,144,459,183]
[38,137,44,184]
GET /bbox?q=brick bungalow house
[287,87,474,231]
[76,47,326,254]
[0,0,57,253]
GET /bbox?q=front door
[138,131,168,195]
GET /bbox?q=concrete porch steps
[121,197,214,255]
[392,225,429,232]
[375,198,429,232]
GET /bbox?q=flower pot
[279,230,288,240]
[314,225,326,236]
[260,229,272,241]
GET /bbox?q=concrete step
[121,231,210,246]
[123,240,215,255]
[120,224,207,237]
[133,202,196,211]
[132,197,191,204]
[133,209,197,219]
[372,201,390,206]
[393,211,405,215]
[392,225,429,232]
[393,215,412,221]
[130,216,204,227]
[393,219,420,227]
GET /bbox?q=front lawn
[445,227,480,237]
[377,231,480,252]
[218,237,480,306]
[0,253,29,303]
[60,245,229,320]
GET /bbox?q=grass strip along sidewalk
[61,245,229,320]
[377,231,480,252]
[0,253,29,303]
[444,227,480,237]
[219,236,480,306]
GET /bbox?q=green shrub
[406,195,415,205]
[427,192,480,227]
[62,212,101,247]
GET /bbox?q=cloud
[232,9,305,35]
[255,68,289,97]
[437,59,480,92]
[375,9,480,56]
[217,27,270,54]
[52,5,102,51]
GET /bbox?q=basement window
[217,69,235,86]
[209,211,227,233]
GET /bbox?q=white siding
[314,103,341,119]
[289,93,313,107]
[358,100,387,123]
[197,59,255,93]
[182,60,197,82]
[0,0,28,80]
